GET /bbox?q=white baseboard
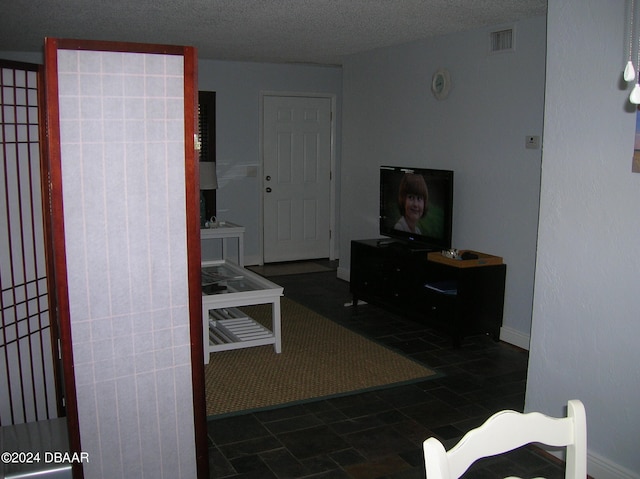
[243,254,262,267]
[499,325,530,350]
[338,268,531,352]
[547,449,639,479]
[588,450,640,479]
[337,266,350,282]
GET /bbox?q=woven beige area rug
[205,297,437,417]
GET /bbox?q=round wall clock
[431,68,451,100]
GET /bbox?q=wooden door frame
[43,38,207,478]
[259,91,337,264]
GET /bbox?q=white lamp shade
[199,162,218,190]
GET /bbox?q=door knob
[266,187,272,193]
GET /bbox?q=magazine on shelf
[201,268,243,286]
[424,280,458,295]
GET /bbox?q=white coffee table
[201,260,283,364]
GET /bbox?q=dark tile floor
[206,265,566,478]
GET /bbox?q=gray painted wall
[528,1,640,477]
[338,16,546,348]
[0,52,343,267]
[197,59,343,266]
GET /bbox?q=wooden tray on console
[427,250,503,268]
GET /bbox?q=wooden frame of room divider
[43,38,206,479]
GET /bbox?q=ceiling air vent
[490,28,514,53]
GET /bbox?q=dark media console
[350,239,506,347]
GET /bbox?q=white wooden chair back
[423,399,586,479]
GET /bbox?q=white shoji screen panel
[55,49,196,478]
[0,60,59,426]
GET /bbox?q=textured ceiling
[0,0,547,65]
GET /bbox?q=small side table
[201,222,245,266]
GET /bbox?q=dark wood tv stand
[350,239,506,347]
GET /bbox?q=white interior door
[263,95,332,263]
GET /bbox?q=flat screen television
[379,165,454,250]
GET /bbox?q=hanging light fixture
[630,80,640,104]
[625,0,636,81]
[627,0,640,103]
[625,61,636,82]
